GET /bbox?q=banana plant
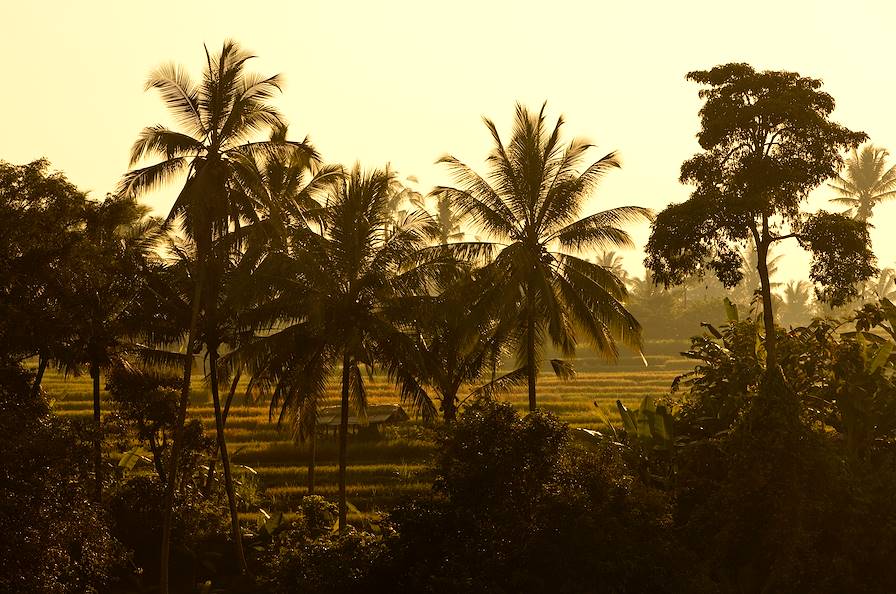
[616,396,675,452]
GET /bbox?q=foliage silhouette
[828,143,896,222]
[436,103,650,410]
[646,63,872,369]
[121,40,315,589]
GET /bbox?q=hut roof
[317,404,409,428]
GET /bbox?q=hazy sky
[3,0,895,281]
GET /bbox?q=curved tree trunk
[209,345,248,574]
[90,360,102,501]
[338,351,351,531]
[160,269,203,594]
[204,369,241,495]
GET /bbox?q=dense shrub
[673,310,896,593]
[257,496,386,594]
[105,475,231,591]
[0,360,125,593]
[373,401,701,594]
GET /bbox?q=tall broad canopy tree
[0,159,87,389]
[436,103,651,411]
[645,63,876,369]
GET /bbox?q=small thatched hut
[316,404,409,436]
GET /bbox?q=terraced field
[40,355,692,521]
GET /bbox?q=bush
[672,310,896,593]
[104,475,231,591]
[257,497,385,594]
[374,401,700,593]
[0,359,125,593]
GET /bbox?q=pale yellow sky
[3,0,895,281]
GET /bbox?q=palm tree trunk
[338,351,351,531]
[30,353,48,399]
[90,360,102,501]
[209,346,248,574]
[204,369,241,494]
[443,393,457,423]
[442,382,459,423]
[307,426,316,495]
[526,306,537,412]
[160,268,203,594]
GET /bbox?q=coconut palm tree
[594,250,628,284]
[120,40,316,590]
[829,144,896,223]
[435,103,651,411]
[734,243,784,308]
[383,270,519,423]
[860,267,896,302]
[779,280,813,327]
[235,165,433,531]
[213,126,338,494]
[61,195,163,501]
[411,189,466,244]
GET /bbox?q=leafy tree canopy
[646,63,872,306]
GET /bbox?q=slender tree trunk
[30,353,48,399]
[149,432,167,485]
[204,369,241,494]
[338,351,351,531]
[526,302,537,412]
[307,426,316,495]
[756,227,777,369]
[209,346,248,574]
[160,269,203,594]
[90,360,102,501]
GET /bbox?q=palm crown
[829,144,896,222]
[120,40,317,249]
[436,103,652,410]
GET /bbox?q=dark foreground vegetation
[6,303,896,592]
[4,40,896,593]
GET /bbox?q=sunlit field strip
[256,464,428,479]
[266,482,431,498]
[237,511,379,524]
[42,368,685,511]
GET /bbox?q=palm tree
[779,280,813,327]
[829,144,896,222]
[594,250,628,284]
[734,243,783,308]
[384,271,518,423]
[63,195,163,501]
[861,267,896,302]
[215,125,338,495]
[120,40,315,590]
[236,165,433,531]
[411,189,466,244]
[435,103,651,411]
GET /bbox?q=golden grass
[40,367,684,512]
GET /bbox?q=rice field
[39,354,692,520]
